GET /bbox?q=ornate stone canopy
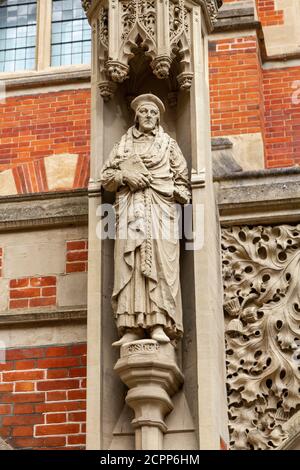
[82,0,222,100]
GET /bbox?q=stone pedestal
[114,340,183,450]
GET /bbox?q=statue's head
[131,94,165,134]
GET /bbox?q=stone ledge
[3,68,91,91]
[212,137,242,177]
[214,1,258,33]
[212,137,233,151]
[215,166,300,182]
[0,307,87,326]
[0,189,88,232]
[217,169,300,226]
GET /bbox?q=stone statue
[100,94,191,346]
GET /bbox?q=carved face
[135,103,160,133]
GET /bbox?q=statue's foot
[151,326,170,343]
[112,331,143,347]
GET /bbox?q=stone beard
[100,94,191,345]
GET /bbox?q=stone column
[85,15,103,450]
[189,8,229,450]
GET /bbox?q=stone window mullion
[36,0,52,71]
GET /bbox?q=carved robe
[101,126,190,339]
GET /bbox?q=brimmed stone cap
[131,94,165,115]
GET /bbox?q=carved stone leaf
[229,405,258,450]
[268,425,288,447]
[223,224,300,450]
[227,390,242,407]
[230,374,265,403]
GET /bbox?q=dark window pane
[0,0,37,72]
[51,0,91,67]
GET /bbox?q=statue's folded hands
[121,169,152,192]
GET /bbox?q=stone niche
[84,0,227,451]
[100,39,197,453]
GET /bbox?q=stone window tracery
[51,0,91,67]
[0,0,91,75]
[0,0,37,72]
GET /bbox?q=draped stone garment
[101,126,190,339]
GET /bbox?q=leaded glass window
[0,0,37,72]
[51,0,91,67]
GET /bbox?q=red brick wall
[263,67,300,168]
[220,436,228,450]
[66,241,88,274]
[209,32,300,168]
[0,90,90,171]
[0,343,86,450]
[256,0,284,26]
[209,35,265,137]
[0,89,91,192]
[9,277,57,310]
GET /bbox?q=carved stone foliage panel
[222,225,300,450]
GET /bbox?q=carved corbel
[106,61,130,83]
[151,56,172,80]
[98,80,117,101]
